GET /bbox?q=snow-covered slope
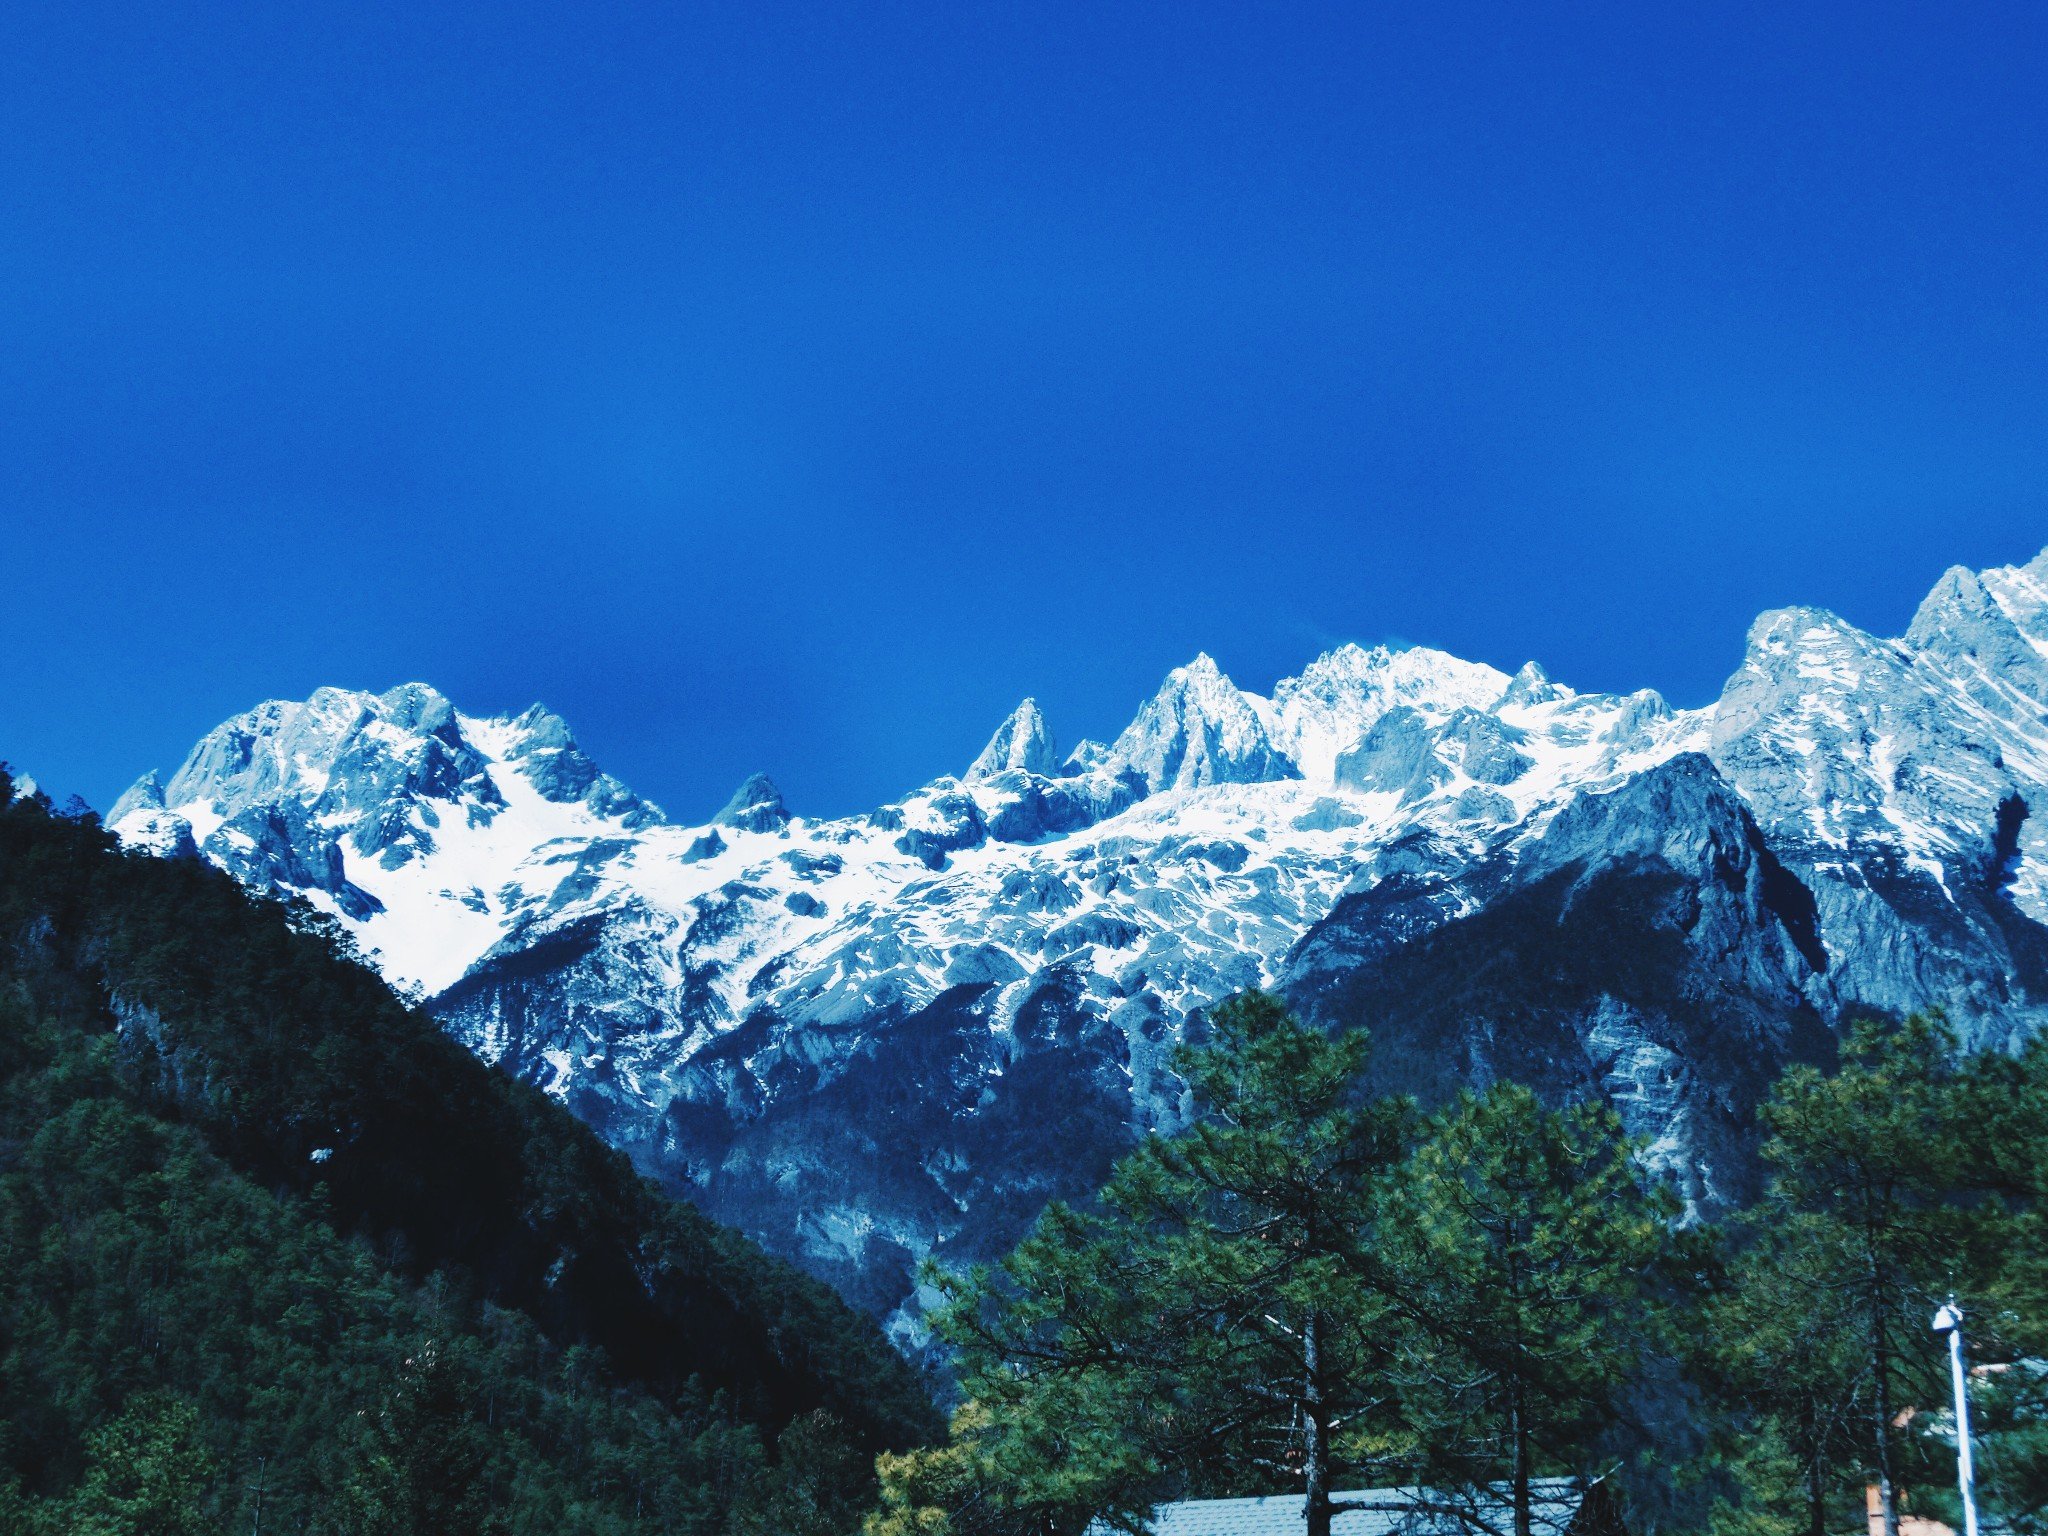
[110,545,2048,1339]
[112,645,1698,1042]
[113,686,659,997]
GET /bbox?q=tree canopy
[887,995,2048,1536]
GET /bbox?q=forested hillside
[0,768,938,1532]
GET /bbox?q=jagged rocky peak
[1710,593,2021,865]
[715,772,791,833]
[1522,751,1755,880]
[104,682,681,994]
[1907,561,2048,711]
[1108,653,1298,792]
[128,684,664,839]
[1060,739,1110,776]
[1978,547,2048,654]
[144,682,486,826]
[1709,605,1912,826]
[1270,642,1512,781]
[1438,708,1534,785]
[1332,707,1447,801]
[105,770,198,859]
[499,703,662,826]
[1502,660,1569,707]
[964,699,1059,782]
[107,768,167,823]
[377,681,463,740]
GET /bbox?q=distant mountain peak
[107,768,167,822]
[965,699,1059,782]
[1503,660,1569,706]
[716,772,791,833]
[1268,642,1511,782]
[1108,654,1297,792]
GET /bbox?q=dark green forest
[0,769,939,1533]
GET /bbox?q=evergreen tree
[1380,1085,1671,1536]
[935,992,1413,1536]
[1914,1033,2048,1536]
[1698,1209,1869,1536]
[1709,1016,1976,1536]
[1947,1361,2048,1536]
[868,1404,1027,1536]
[336,1341,500,1536]
[734,1412,876,1536]
[60,1392,216,1536]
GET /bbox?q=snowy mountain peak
[105,770,197,859]
[1711,584,2043,909]
[496,704,662,826]
[107,686,673,991]
[1107,655,1297,792]
[1908,562,2048,712]
[107,768,167,822]
[1503,660,1569,707]
[1981,550,2048,668]
[375,681,462,737]
[1060,738,1111,775]
[1268,642,1513,782]
[965,699,1059,782]
[715,772,791,833]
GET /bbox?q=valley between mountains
[111,546,2048,1346]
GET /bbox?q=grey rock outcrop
[965,700,1060,781]
[715,774,790,834]
[1107,654,1298,791]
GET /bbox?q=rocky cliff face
[1284,752,1834,1220]
[111,547,2048,1345]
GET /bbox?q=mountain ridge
[108,544,2048,1343]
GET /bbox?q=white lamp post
[1931,1298,1979,1536]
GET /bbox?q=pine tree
[1698,1206,1869,1536]
[1380,1085,1671,1536]
[60,1392,216,1536]
[335,1340,501,1536]
[935,992,1413,1536]
[1714,1016,1976,1536]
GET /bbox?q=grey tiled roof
[1095,1479,1589,1536]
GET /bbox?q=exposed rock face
[1107,654,1298,791]
[965,700,1060,782]
[1287,754,1833,1219]
[1333,707,1452,800]
[109,546,2048,1347]
[1709,598,2048,1047]
[717,774,791,834]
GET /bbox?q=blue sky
[3,2,2043,819]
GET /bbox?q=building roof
[1097,1479,1594,1536]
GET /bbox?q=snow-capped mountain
[111,547,2048,1340]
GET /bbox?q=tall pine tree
[1712,1016,1976,1536]
[1380,1085,1671,1536]
[931,992,1412,1536]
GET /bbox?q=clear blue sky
[3,2,2043,819]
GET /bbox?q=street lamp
[1931,1298,1979,1536]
